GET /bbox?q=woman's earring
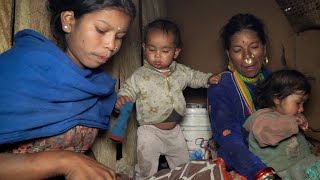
[228,62,234,72]
[263,57,269,66]
[63,25,68,29]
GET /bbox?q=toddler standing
[115,18,220,180]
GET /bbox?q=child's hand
[208,73,221,84]
[115,96,132,113]
[295,113,308,131]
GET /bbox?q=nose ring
[245,58,252,64]
[244,54,255,64]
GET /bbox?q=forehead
[145,30,175,45]
[82,8,131,30]
[230,29,260,45]
[286,90,308,100]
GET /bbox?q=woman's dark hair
[47,0,136,50]
[255,69,311,109]
[220,13,268,50]
[143,18,182,48]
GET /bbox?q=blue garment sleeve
[207,73,267,180]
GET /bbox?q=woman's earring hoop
[228,62,234,72]
[263,57,269,66]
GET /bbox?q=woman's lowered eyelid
[95,27,105,34]
[116,33,126,39]
[95,27,126,41]
[95,21,126,34]
[250,43,259,49]
[232,48,241,53]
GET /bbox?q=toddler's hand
[208,73,221,84]
[295,113,308,131]
[115,96,132,113]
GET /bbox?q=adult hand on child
[295,113,308,131]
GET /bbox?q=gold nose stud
[244,54,255,64]
[245,58,252,64]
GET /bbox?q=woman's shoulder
[207,71,241,105]
[220,71,233,80]
[1,29,85,74]
[1,30,60,65]
[14,29,47,40]
[13,29,57,50]
[7,29,63,59]
[208,71,235,92]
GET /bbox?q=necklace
[153,67,171,73]
[233,70,264,115]
[237,71,264,84]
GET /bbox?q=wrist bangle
[254,167,279,180]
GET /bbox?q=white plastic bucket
[180,103,212,160]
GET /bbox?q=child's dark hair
[47,0,136,50]
[144,18,182,48]
[220,13,268,50]
[255,69,311,109]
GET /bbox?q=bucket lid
[185,108,208,115]
[186,103,206,108]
